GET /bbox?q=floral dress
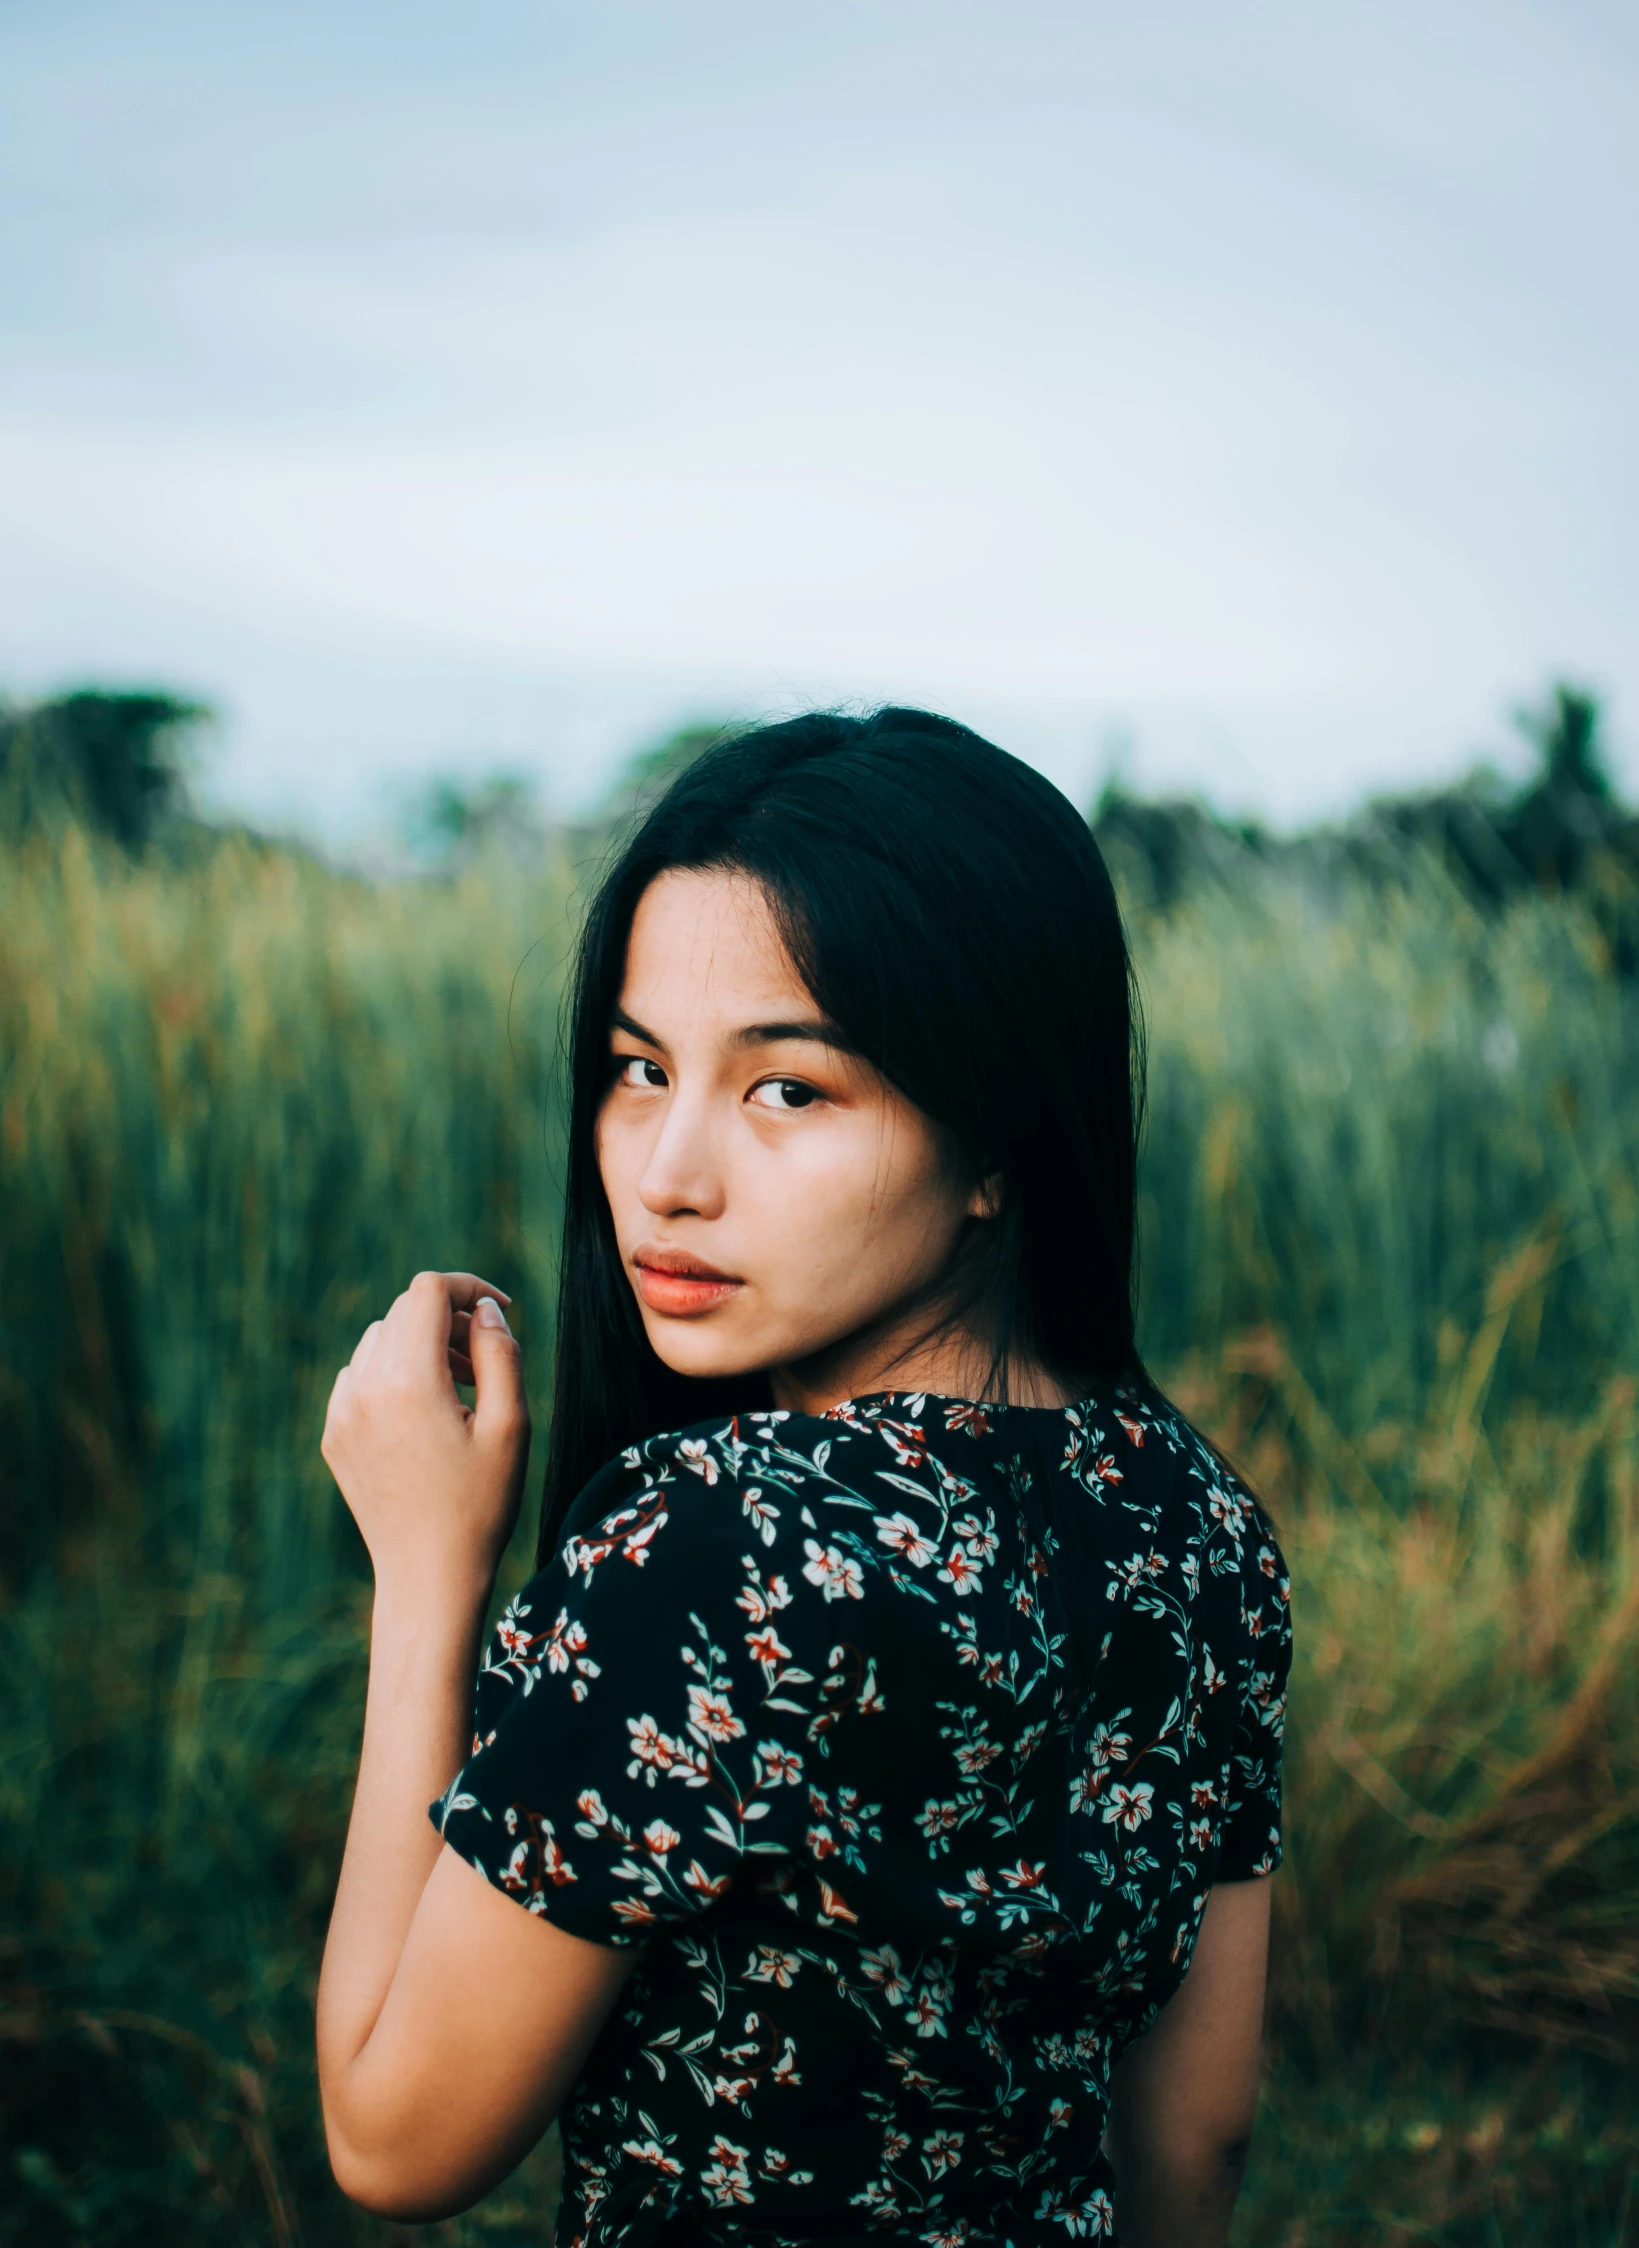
[434,1386,1291,2248]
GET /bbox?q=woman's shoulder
[569,1395,980,1505]
[552,1405,856,1577]
[551,1393,1015,1586]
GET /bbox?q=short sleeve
[431,1424,816,1946]
[1215,1513,1293,1881]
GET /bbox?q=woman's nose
[637,1095,727,1220]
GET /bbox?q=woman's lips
[633,1252,744,1318]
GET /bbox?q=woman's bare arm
[1104,1877,1273,2248]
[314,1272,631,2220]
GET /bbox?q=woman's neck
[766,1315,1075,1418]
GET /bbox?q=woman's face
[596,868,990,1410]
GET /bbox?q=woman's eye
[748,1077,819,1111]
[617,1055,668,1090]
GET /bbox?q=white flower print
[492,1597,533,1661]
[735,1565,793,1624]
[880,1419,928,1467]
[756,1738,803,1785]
[953,1737,1001,1776]
[677,1438,720,1484]
[802,1539,865,1602]
[745,1625,792,1673]
[685,1683,746,1745]
[621,2139,684,2177]
[1088,1720,1133,1770]
[742,1487,780,1544]
[916,1798,965,1844]
[1036,2185,1116,2237]
[861,1948,912,2009]
[625,1713,687,1776]
[908,1988,948,2038]
[544,1611,586,1670]
[874,1511,937,1568]
[701,2134,754,2207]
[744,1946,802,1987]
[937,1546,983,1596]
[1102,1781,1155,1831]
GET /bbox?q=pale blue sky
[2,0,1635,834]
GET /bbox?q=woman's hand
[321,1271,531,1600]
[316,1274,612,2222]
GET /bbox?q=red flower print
[817,1879,858,1924]
[1000,1859,1047,1890]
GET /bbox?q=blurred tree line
[5,681,1635,957]
[1092,683,1639,934]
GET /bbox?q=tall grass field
[2,812,1637,2245]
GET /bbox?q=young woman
[315,709,1291,2248]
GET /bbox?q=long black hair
[537,707,1146,1564]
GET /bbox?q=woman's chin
[640,1313,780,1385]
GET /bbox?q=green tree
[0,688,209,847]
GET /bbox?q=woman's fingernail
[474,1295,510,1332]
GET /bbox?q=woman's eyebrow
[610,1007,853,1054]
[733,1018,853,1052]
[609,1006,668,1051]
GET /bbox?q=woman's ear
[967,1171,1004,1221]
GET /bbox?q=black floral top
[434,1387,1291,2248]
